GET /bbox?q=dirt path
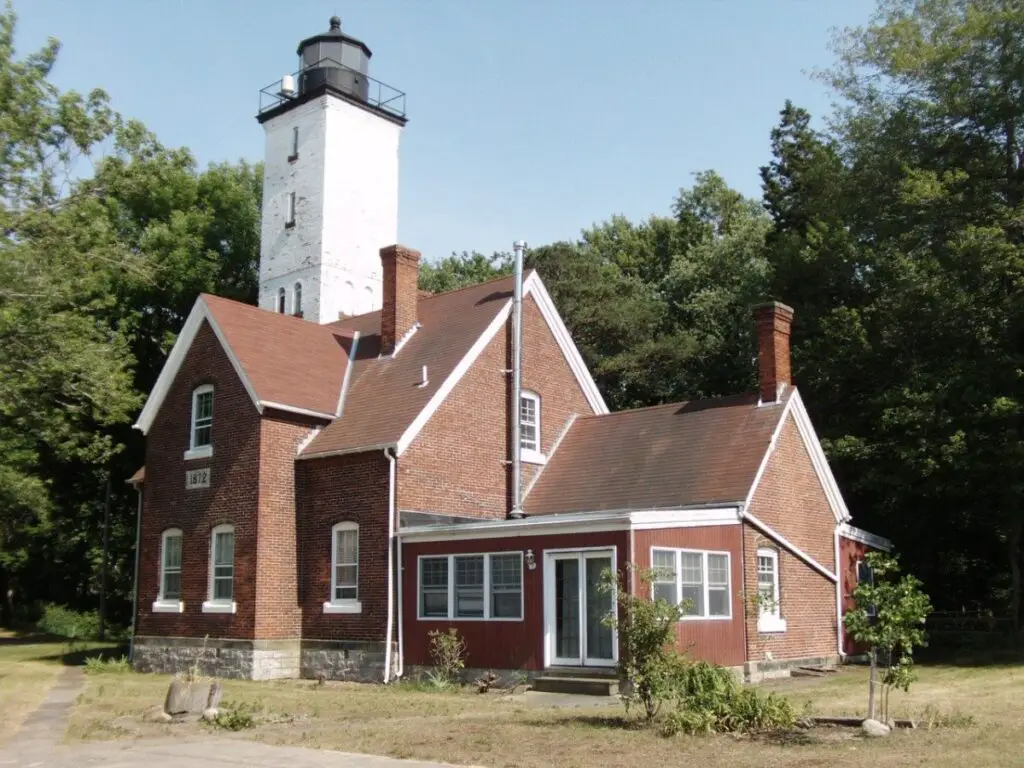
[1,666,83,766]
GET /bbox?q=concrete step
[533,675,620,696]
[542,666,617,679]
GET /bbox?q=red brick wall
[401,531,628,670]
[744,413,839,661]
[136,321,261,639]
[296,451,392,642]
[400,295,593,519]
[632,526,746,666]
[255,409,320,639]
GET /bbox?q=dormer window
[277,287,287,314]
[520,391,544,465]
[185,385,214,460]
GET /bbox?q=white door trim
[542,547,618,669]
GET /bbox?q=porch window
[455,556,484,618]
[420,557,449,617]
[648,548,732,620]
[418,552,523,621]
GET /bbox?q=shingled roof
[523,391,791,515]
[300,274,518,457]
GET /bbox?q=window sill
[183,445,213,461]
[680,614,733,622]
[152,600,184,614]
[202,600,237,614]
[757,617,787,633]
[521,448,546,466]
[322,600,362,614]
[416,615,524,622]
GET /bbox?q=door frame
[542,546,619,668]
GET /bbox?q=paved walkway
[0,669,461,768]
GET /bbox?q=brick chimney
[753,301,794,403]
[380,244,421,354]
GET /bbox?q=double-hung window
[203,524,236,613]
[650,548,731,619]
[153,528,184,613]
[324,523,360,613]
[519,391,544,464]
[757,548,785,632]
[418,552,523,620]
[186,385,214,459]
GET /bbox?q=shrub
[600,565,689,720]
[663,661,795,735]
[428,628,467,683]
[213,704,256,731]
[37,604,101,640]
[84,654,131,675]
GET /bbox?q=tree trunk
[867,649,877,720]
[1010,519,1021,632]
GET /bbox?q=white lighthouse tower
[256,16,406,323]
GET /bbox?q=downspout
[739,507,749,665]
[396,528,405,678]
[509,239,527,519]
[834,526,844,658]
[383,448,397,683]
[129,484,143,661]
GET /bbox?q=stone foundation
[742,654,840,683]
[300,640,395,682]
[132,637,300,680]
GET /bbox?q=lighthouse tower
[256,16,407,323]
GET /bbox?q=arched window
[294,282,303,316]
[277,287,287,314]
[188,385,213,457]
[203,524,236,613]
[362,284,374,313]
[153,528,184,612]
[324,522,361,613]
[756,548,785,632]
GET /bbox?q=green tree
[844,551,932,722]
[418,251,511,294]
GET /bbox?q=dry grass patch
[0,632,66,745]
[68,663,1024,767]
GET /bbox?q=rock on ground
[861,718,891,737]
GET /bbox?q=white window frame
[293,281,303,316]
[152,528,184,613]
[416,552,524,622]
[203,524,236,614]
[757,547,786,633]
[324,522,361,614]
[519,390,544,465]
[649,547,732,621]
[184,384,214,460]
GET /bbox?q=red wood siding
[632,526,747,666]
[402,531,628,671]
[839,535,873,654]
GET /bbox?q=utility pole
[98,474,111,642]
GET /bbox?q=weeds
[84,655,131,675]
[427,628,467,685]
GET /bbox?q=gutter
[383,448,397,683]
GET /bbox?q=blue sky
[16,0,874,261]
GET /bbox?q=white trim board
[839,523,892,552]
[398,507,741,543]
[742,510,838,583]
[134,296,262,434]
[742,388,851,525]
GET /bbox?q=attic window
[184,385,213,460]
[519,391,544,465]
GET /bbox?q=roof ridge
[202,293,356,337]
[578,392,764,421]
[418,269,522,301]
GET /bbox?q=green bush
[84,654,131,675]
[428,628,467,684]
[663,661,795,736]
[37,604,101,640]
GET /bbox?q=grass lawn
[0,630,123,746]
[64,660,1024,767]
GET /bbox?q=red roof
[523,392,789,514]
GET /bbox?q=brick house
[127,18,889,682]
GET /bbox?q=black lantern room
[297,16,372,102]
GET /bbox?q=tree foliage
[845,551,932,722]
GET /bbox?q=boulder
[202,707,220,722]
[163,678,216,716]
[861,718,891,737]
[206,681,224,710]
